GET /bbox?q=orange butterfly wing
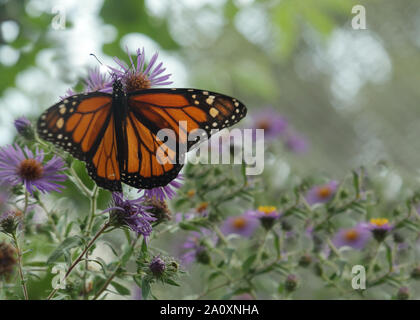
[37,93,123,191]
[121,89,247,189]
[37,88,247,192]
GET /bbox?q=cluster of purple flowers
[0,47,185,242]
[332,218,393,250]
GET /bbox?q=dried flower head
[0,242,16,279]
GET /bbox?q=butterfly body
[37,81,247,192]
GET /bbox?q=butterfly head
[112,79,125,97]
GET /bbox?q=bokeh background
[2,0,420,177]
[1,0,420,299]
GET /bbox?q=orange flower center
[317,186,332,199]
[344,229,359,242]
[17,159,43,181]
[196,202,209,213]
[187,189,196,198]
[257,120,270,131]
[125,73,151,92]
[232,217,247,230]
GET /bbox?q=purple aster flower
[332,225,371,250]
[284,132,309,154]
[250,108,288,141]
[110,47,172,92]
[149,255,166,276]
[181,229,215,266]
[220,213,259,237]
[59,88,76,100]
[367,218,393,242]
[142,174,183,202]
[305,181,339,205]
[109,192,156,241]
[0,144,66,195]
[249,206,281,230]
[84,67,113,93]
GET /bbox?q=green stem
[367,242,382,280]
[69,165,92,197]
[46,222,110,300]
[92,235,141,300]
[212,225,228,245]
[12,233,28,300]
[37,198,61,241]
[86,185,99,236]
[255,230,269,266]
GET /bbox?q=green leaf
[385,243,393,272]
[242,253,257,272]
[141,278,151,300]
[179,221,201,232]
[111,281,131,296]
[47,236,82,264]
[273,232,281,258]
[164,278,180,287]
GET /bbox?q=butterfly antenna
[90,53,103,66]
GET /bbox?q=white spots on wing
[59,105,66,114]
[209,107,219,118]
[57,134,63,139]
[202,91,209,95]
[206,96,215,105]
[194,100,199,105]
[212,122,218,127]
[56,118,64,129]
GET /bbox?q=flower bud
[298,253,312,267]
[0,211,21,236]
[196,248,211,265]
[14,117,34,141]
[149,256,166,276]
[396,287,410,300]
[284,274,298,292]
[410,266,420,280]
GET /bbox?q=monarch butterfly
[37,79,247,192]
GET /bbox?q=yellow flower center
[17,158,43,181]
[344,229,359,242]
[317,186,332,199]
[370,218,389,227]
[196,202,209,213]
[258,206,277,215]
[232,217,247,230]
[187,189,196,198]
